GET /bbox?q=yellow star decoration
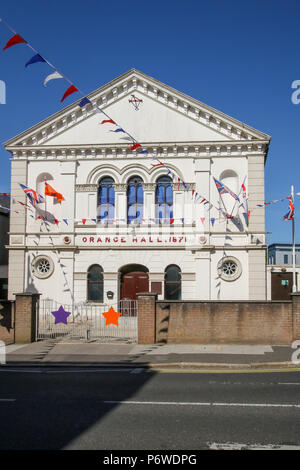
[102,306,122,326]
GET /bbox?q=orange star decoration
[102,306,122,327]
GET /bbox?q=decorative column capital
[113,183,127,191]
[143,183,156,191]
[75,184,98,192]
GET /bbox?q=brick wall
[138,293,300,344]
[0,293,40,345]
[14,293,39,343]
[137,293,157,344]
[0,300,15,344]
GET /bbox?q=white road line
[0,368,134,373]
[0,369,42,373]
[278,383,300,385]
[104,400,211,406]
[45,368,134,373]
[208,443,300,450]
[103,400,300,408]
[0,399,16,402]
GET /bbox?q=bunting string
[0,18,297,225]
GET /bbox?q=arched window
[156,175,173,223]
[219,170,239,215]
[127,176,143,223]
[164,265,181,300]
[98,177,115,223]
[35,173,55,220]
[87,265,104,302]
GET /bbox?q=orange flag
[45,182,65,203]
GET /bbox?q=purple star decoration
[51,305,71,325]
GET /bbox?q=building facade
[268,243,300,266]
[4,69,270,305]
[267,243,300,300]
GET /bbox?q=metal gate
[36,298,138,342]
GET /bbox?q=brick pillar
[137,292,157,344]
[291,292,300,340]
[14,293,40,343]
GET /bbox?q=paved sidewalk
[2,341,298,368]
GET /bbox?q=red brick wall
[14,294,39,343]
[155,301,293,344]
[292,293,300,341]
[138,293,300,344]
[0,300,15,345]
[137,293,157,344]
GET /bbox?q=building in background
[0,195,10,299]
[4,69,270,304]
[267,243,300,300]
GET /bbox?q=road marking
[208,442,300,450]
[45,368,134,373]
[146,368,300,374]
[278,383,300,385]
[0,399,16,402]
[0,369,42,373]
[0,368,134,373]
[103,400,300,408]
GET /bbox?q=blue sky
[0,0,299,244]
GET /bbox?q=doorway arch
[119,264,149,301]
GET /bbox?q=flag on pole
[213,177,240,202]
[241,183,249,225]
[19,183,44,206]
[45,182,65,203]
[283,199,294,220]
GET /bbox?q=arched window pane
[127,176,144,223]
[98,177,115,223]
[165,265,181,300]
[219,170,238,215]
[88,265,103,302]
[156,176,173,223]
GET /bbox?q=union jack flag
[283,199,294,220]
[19,184,44,206]
[213,177,240,202]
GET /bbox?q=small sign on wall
[281,280,289,286]
[151,282,162,295]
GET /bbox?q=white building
[4,69,270,305]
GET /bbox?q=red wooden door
[121,271,149,300]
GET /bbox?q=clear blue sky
[0,0,299,244]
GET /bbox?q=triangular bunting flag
[25,54,46,67]
[43,71,63,86]
[3,34,27,51]
[60,85,78,102]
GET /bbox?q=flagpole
[292,185,297,292]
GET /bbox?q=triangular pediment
[4,69,270,150]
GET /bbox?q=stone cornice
[10,141,268,160]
